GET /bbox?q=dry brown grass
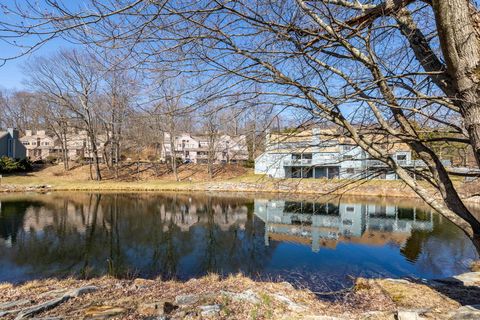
[1,274,475,319]
[28,162,250,182]
[3,164,479,206]
[0,274,355,319]
[471,261,480,272]
[1,163,423,198]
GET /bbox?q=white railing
[283,159,312,166]
[366,159,429,167]
[282,157,451,168]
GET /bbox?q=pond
[0,192,478,294]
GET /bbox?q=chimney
[25,130,32,137]
[37,130,46,136]
[265,129,271,151]
[7,128,19,139]
[312,128,321,148]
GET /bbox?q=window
[314,167,327,178]
[343,155,353,160]
[302,167,313,178]
[291,167,302,178]
[315,166,340,179]
[327,166,340,179]
[292,153,312,160]
[346,168,354,174]
[397,154,407,161]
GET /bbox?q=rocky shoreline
[2,182,480,207]
[1,272,479,320]
[0,180,436,199]
[0,184,53,193]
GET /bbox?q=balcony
[282,156,450,169]
[283,159,312,166]
[366,159,431,168]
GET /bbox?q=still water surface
[0,192,478,292]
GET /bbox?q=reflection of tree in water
[401,210,478,276]
[400,209,436,262]
[0,200,46,242]
[1,193,477,286]
[0,193,275,281]
[192,197,270,277]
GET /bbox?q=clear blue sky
[0,0,79,90]
[1,49,36,90]
[0,37,78,90]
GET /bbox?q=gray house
[0,128,27,159]
[255,128,450,180]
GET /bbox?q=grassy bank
[0,163,425,198]
[2,163,479,205]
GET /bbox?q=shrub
[45,155,59,164]
[75,156,86,164]
[0,157,32,174]
[244,159,255,168]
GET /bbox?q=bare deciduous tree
[2,0,480,246]
[0,90,42,131]
[97,64,137,178]
[26,50,104,180]
[203,107,221,178]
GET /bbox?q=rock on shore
[0,184,52,193]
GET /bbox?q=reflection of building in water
[254,200,433,252]
[21,202,105,234]
[4,197,248,236]
[157,201,248,231]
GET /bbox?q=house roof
[268,128,410,153]
[0,131,8,139]
[20,134,57,142]
[191,135,209,142]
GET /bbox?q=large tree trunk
[432,0,480,168]
[169,131,179,181]
[88,132,102,181]
[114,137,120,179]
[62,133,69,171]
